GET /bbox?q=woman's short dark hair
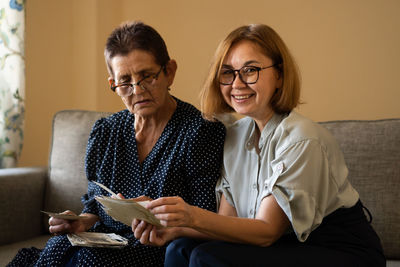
[104,21,170,77]
[201,24,301,120]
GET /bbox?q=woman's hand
[48,211,99,235]
[132,195,153,202]
[48,210,85,234]
[132,218,177,246]
[113,193,125,199]
[114,193,153,202]
[146,196,196,228]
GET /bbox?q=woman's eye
[243,67,257,74]
[221,69,233,75]
[117,79,130,84]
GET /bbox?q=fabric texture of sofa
[0,110,399,266]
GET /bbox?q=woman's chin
[231,106,252,117]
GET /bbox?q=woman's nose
[132,83,146,95]
[231,72,246,89]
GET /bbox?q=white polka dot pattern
[7,98,225,267]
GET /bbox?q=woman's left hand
[113,194,153,202]
[146,196,195,227]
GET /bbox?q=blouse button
[252,183,257,189]
[277,162,284,172]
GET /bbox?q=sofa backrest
[320,118,400,260]
[44,110,111,223]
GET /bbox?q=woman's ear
[165,59,177,87]
[108,77,114,87]
[274,69,283,89]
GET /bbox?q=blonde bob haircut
[201,24,301,120]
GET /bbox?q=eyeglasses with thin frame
[219,64,277,85]
[110,65,165,97]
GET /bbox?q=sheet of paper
[67,232,128,248]
[95,196,163,228]
[92,181,121,199]
[41,211,86,220]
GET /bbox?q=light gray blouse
[217,111,359,242]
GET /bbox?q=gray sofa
[0,110,399,266]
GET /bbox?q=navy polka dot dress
[7,98,225,267]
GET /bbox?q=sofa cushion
[320,118,400,260]
[0,167,47,245]
[44,110,111,227]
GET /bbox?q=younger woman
[133,24,385,267]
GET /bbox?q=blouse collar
[245,113,286,151]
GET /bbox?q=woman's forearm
[187,206,284,247]
[172,226,211,241]
[170,207,281,246]
[149,195,289,246]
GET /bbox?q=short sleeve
[215,167,235,208]
[81,119,108,215]
[185,120,225,212]
[261,139,336,242]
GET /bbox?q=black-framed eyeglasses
[110,65,165,97]
[219,64,277,85]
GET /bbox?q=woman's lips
[232,94,254,101]
[134,99,151,106]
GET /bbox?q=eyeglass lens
[115,84,142,97]
[113,66,164,97]
[219,66,260,85]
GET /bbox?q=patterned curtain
[0,0,25,168]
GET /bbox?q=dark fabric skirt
[165,200,385,267]
[6,226,166,267]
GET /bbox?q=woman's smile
[231,93,255,101]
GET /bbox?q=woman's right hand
[146,196,196,228]
[48,210,98,235]
[132,218,177,246]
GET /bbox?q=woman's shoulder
[89,110,131,139]
[175,97,225,131]
[175,98,202,121]
[279,111,318,134]
[274,111,339,152]
[93,110,130,127]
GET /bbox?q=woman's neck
[134,96,177,162]
[134,96,177,133]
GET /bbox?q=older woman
[133,24,385,267]
[7,21,225,267]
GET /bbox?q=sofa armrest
[0,167,48,245]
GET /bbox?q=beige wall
[19,0,400,167]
